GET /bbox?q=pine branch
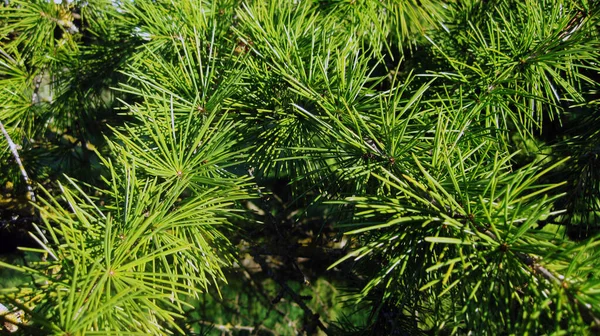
[251,248,330,335]
[190,319,277,335]
[0,121,35,203]
[482,228,600,327]
[31,72,43,105]
[0,47,15,64]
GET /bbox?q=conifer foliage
[1,0,600,334]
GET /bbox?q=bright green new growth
[1,0,600,335]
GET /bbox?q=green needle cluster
[1,0,599,334]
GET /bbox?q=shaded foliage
[1,0,600,335]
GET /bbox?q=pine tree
[1,0,600,335]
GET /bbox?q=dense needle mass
[1,0,600,335]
